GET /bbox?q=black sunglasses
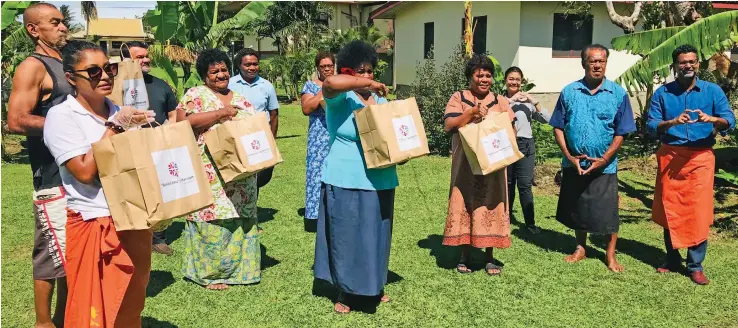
[71,63,119,81]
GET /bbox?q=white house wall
[517,2,641,92]
[393,1,643,93]
[394,1,522,88]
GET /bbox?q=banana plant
[613,10,738,92]
[143,1,273,98]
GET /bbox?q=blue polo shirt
[549,78,637,174]
[647,78,736,147]
[321,91,398,191]
[228,75,279,122]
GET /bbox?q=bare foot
[607,259,624,273]
[564,246,586,263]
[380,294,390,303]
[206,283,229,290]
[334,302,350,314]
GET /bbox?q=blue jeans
[664,228,707,273]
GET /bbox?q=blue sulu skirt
[313,183,395,296]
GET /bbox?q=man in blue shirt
[549,44,637,273]
[647,44,735,285]
[228,48,280,227]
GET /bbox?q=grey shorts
[32,186,67,280]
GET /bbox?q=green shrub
[401,45,467,155]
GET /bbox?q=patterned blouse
[176,86,258,222]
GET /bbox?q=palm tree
[60,5,85,35]
[81,1,98,37]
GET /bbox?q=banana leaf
[611,26,686,56]
[615,10,738,92]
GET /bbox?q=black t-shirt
[144,74,177,124]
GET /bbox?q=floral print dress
[301,80,330,220]
[177,86,261,286]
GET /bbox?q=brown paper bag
[92,120,213,231]
[354,97,430,169]
[458,112,524,175]
[203,112,283,183]
[108,58,150,110]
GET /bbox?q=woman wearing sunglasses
[43,40,155,327]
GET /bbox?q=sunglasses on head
[71,63,119,81]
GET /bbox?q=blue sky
[48,1,157,27]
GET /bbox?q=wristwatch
[105,121,125,134]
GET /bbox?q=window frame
[424,22,434,59]
[551,13,594,58]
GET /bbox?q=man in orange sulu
[647,44,736,285]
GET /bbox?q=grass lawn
[2,104,738,327]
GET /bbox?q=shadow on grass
[257,207,278,224]
[310,270,403,314]
[165,222,184,244]
[276,134,301,140]
[417,234,505,271]
[618,179,653,210]
[142,317,178,327]
[147,270,175,298]
[589,234,664,268]
[260,244,280,270]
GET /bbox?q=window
[424,22,434,59]
[461,15,487,54]
[99,41,108,54]
[552,13,593,58]
[111,41,123,50]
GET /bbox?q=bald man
[7,3,71,327]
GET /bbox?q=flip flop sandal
[457,263,472,274]
[485,263,502,276]
[334,302,350,314]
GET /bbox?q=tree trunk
[463,1,473,58]
[605,1,643,34]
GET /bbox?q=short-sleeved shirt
[322,91,398,191]
[144,73,178,125]
[43,95,119,221]
[228,75,279,122]
[549,78,636,174]
[646,78,736,147]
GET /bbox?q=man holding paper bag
[442,54,516,276]
[549,44,636,273]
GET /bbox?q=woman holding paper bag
[300,52,335,229]
[442,54,515,276]
[313,40,395,314]
[504,67,551,234]
[43,40,156,327]
[177,49,261,290]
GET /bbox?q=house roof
[371,1,738,19]
[69,18,147,39]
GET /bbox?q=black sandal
[485,262,502,276]
[456,263,472,274]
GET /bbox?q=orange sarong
[652,144,715,249]
[64,210,152,328]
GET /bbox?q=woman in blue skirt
[314,40,396,314]
[301,52,335,230]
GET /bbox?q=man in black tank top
[7,3,71,327]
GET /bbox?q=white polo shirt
[44,95,119,221]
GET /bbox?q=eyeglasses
[71,63,118,81]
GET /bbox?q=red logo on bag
[130,88,138,100]
[168,162,179,177]
[492,138,501,149]
[399,125,409,137]
[251,140,261,150]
